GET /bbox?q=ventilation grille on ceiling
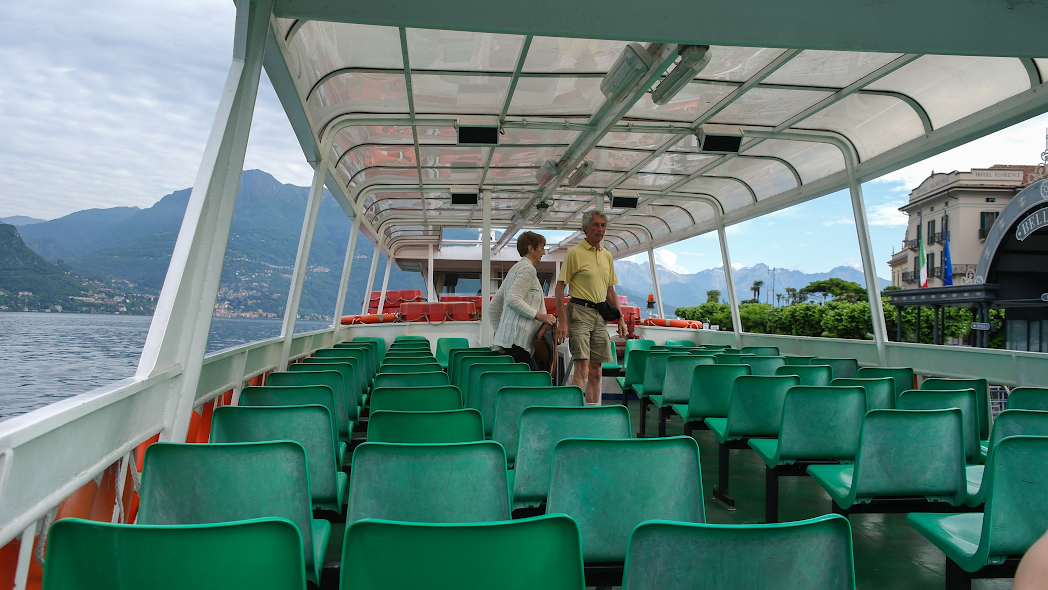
[611,194,639,209]
[451,193,479,206]
[457,126,499,146]
[697,129,743,154]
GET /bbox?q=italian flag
[918,224,928,288]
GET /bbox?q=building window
[927,219,935,245]
[986,197,996,203]
[979,211,999,239]
[927,252,935,272]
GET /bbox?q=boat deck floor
[317,398,1011,590]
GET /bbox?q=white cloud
[846,259,863,271]
[654,249,688,273]
[731,263,744,270]
[678,251,706,256]
[867,202,910,227]
[822,218,854,226]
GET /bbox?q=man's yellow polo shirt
[558,240,618,303]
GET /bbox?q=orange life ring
[341,314,399,325]
[641,318,702,329]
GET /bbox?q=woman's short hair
[516,231,546,256]
[581,209,607,229]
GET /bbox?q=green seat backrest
[379,362,443,374]
[811,358,859,379]
[476,370,552,436]
[373,371,450,388]
[448,349,499,381]
[852,409,966,505]
[211,406,341,507]
[240,384,350,441]
[981,436,1048,557]
[715,352,754,364]
[700,344,732,350]
[666,339,698,348]
[339,515,585,590]
[381,356,437,366]
[784,356,816,365]
[899,389,980,463]
[742,346,780,356]
[347,441,509,524]
[352,336,386,362]
[293,360,362,408]
[492,386,585,463]
[682,364,752,420]
[623,339,655,369]
[855,366,914,402]
[389,342,431,353]
[547,437,704,562]
[436,337,470,368]
[832,377,895,410]
[1007,387,1048,411]
[602,339,622,369]
[661,355,717,404]
[334,342,377,375]
[639,352,686,396]
[622,515,855,590]
[735,355,787,376]
[921,377,991,440]
[721,375,801,438]
[775,365,832,386]
[138,442,321,583]
[777,386,866,461]
[621,349,654,390]
[395,335,430,341]
[456,355,513,391]
[514,406,632,505]
[43,518,307,590]
[987,410,1048,452]
[313,348,370,387]
[463,361,527,407]
[367,409,484,443]
[267,370,354,427]
[369,386,462,412]
[688,349,718,357]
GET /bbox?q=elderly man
[555,210,626,406]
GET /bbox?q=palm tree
[751,280,764,301]
[706,289,721,303]
[784,287,797,305]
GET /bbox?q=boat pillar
[332,214,362,335]
[717,214,743,347]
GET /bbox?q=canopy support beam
[716,217,743,347]
[427,244,436,301]
[332,214,361,334]
[647,246,665,319]
[280,159,326,369]
[481,190,492,346]
[377,256,393,314]
[361,244,380,314]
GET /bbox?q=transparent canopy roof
[270,19,1047,258]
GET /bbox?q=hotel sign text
[1015,208,1048,242]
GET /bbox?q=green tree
[675,302,732,330]
[771,302,826,336]
[706,289,721,303]
[800,278,866,302]
[751,280,764,301]
[821,300,873,339]
[739,302,773,333]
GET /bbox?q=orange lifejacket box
[399,301,477,322]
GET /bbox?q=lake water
[0,313,332,421]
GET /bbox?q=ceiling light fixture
[600,43,654,103]
[565,160,595,188]
[536,160,561,186]
[651,45,711,105]
[532,201,551,223]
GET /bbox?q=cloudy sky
[2,1,1047,281]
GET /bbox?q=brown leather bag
[533,323,557,377]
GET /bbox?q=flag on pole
[918,211,928,288]
[942,214,953,286]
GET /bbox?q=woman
[489,231,557,370]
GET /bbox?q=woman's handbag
[533,322,558,376]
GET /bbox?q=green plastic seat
[687,349,718,356]
[373,371,450,388]
[856,366,914,403]
[513,406,632,508]
[547,437,704,567]
[651,355,716,436]
[436,337,471,370]
[448,349,500,382]
[922,377,992,441]
[42,517,307,590]
[615,349,653,399]
[339,515,585,590]
[240,385,352,452]
[907,436,1048,585]
[366,409,484,443]
[475,370,552,436]
[266,371,355,438]
[899,389,980,464]
[807,409,967,511]
[379,362,443,374]
[211,405,347,513]
[622,339,655,370]
[733,355,787,376]
[293,359,363,409]
[389,342,431,352]
[369,385,462,412]
[810,357,859,379]
[831,377,896,410]
[347,441,509,524]
[138,441,329,585]
[352,336,386,362]
[784,355,816,365]
[381,356,438,366]
[775,364,832,386]
[455,355,513,392]
[670,364,751,433]
[314,347,372,388]
[394,335,430,341]
[601,339,623,371]
[492,385,585,464]
[715,352,754,364]
[463,361,528,408]
[666,339,698,347]
[622,515,855,590]
[700,344,732,350]
[742,346,780,356]
[333,342,378,375]
[1006,386,1048,411]
[635,351,688,436]
[963,410,1048,507]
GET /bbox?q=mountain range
[3,169,888,318]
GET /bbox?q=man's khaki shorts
[565,302,612,363]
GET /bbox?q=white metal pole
[331,214,361,334]
[427,244,436,302]
[361,245,380,314]
[280,161,326,368]
[549,261,560,296]
[12,521,37,590]
[647,246,665,318]
[847,167,890,365]
[377,256,393,314]
[717,217,743,346]
[135,0,273,443]
[228,350,249,406]
[481,191,492,347]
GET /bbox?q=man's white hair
[581,209,608,229]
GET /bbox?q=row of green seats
[44,511,857,590]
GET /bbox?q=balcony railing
[903,239,918,251]
[979,227,990,239]
[931,231,949,245]
[901,271,916,283]
[952,263,978,275]
[931,265,942,278]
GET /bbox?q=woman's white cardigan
[489,258,544,354]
